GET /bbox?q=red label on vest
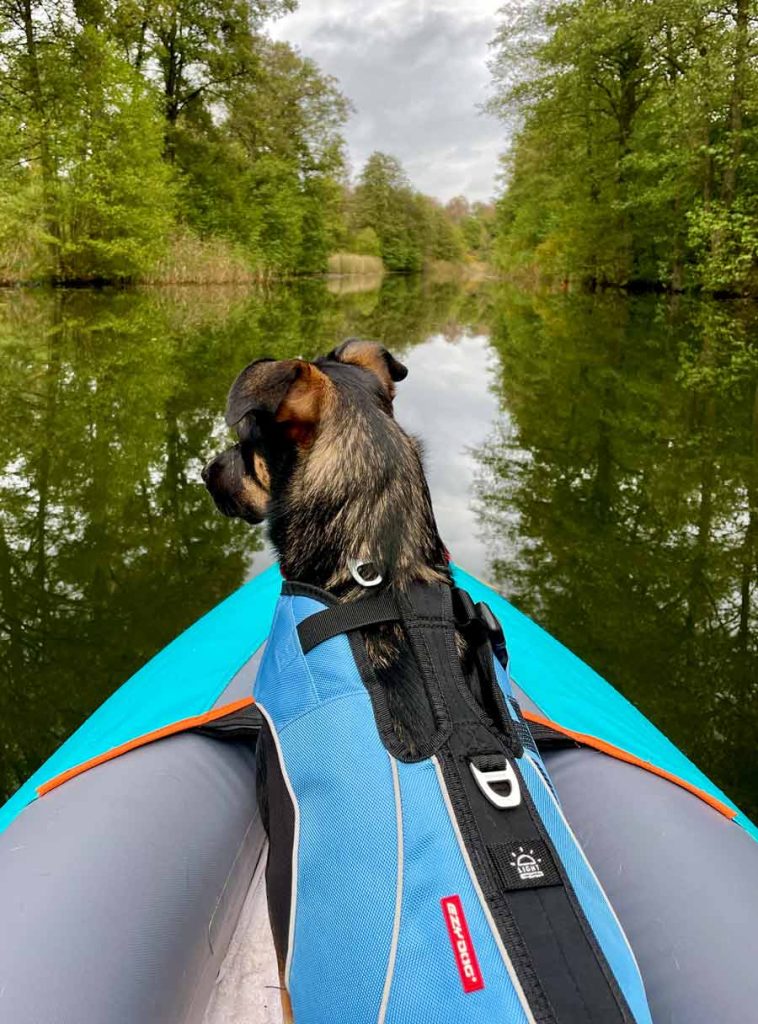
[440,895,485,993]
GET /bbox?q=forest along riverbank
[1,278,756,821]
[487,1,758,298]
[0,1,494,288]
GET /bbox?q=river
[1,277,756,819]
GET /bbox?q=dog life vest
[254,581,653,1024]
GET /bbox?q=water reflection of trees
[476,291,758,819]
[0,277,490,801]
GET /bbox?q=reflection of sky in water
[248,329,506,582]
[395,331,502,579]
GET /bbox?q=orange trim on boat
[522,709,737,822]
[35,694,737,823]
[36,697,257,798]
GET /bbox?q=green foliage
[0,0,350,282]
[351,227,382,257]
[489,0,758,294]
[476,288,758,816]
[445,196,497,261]
[55,31,175,281]
[0,1,485,283]
[1,2,178,280]
[214,39,352,274]
[687,199,758,294]
[350,152,483,272]
[352,153,423,271]
[101,0,296,132]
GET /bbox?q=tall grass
[140,231,259,285]
[424,258,497,282]
[327,252,384,276]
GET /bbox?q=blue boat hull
[0,566,755,1023]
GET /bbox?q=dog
[200,339,487,743]
[203,339,494,1022]
[201,341,649,1024]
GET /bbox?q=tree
[0,0,356,282]
[90,0,296,148]
[221,39,351,273]
[0,0,482,284]
[56,30,175,280]
[351,153,425,272]
[489,0,758,293]
[0,5,175,282]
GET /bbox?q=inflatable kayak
[1,564,756,1024]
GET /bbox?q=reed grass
[327,252,385,277]
[140,231,260,285]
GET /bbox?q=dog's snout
[201,443,266,524]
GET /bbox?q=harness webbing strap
[297,586,500,655]
[274,582,649,1023]
[297,593,403,653]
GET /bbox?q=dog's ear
[331,339,408,399]
[225,358,330,439]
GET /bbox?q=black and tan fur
[205,341,448,592]
[202,340,467,739]
[203,339,474,1022]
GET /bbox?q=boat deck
[204,849,283,1024]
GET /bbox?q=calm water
[1,279,756,818]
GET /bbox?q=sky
[267,0,505,203]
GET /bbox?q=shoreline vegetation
[0,248,495,289]
[488,0,758,299]
[6,2,756,301]
[0,2,494,291]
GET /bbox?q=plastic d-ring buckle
[470,758,521,809]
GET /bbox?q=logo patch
[489,838,561,890]
[440,895,485,993]
[510,846,545,881]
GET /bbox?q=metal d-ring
[470,758,521,809]
[348,558,383,588]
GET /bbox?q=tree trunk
[20,0,60,275]
[135,18,149,70]
[161,12,181,161]
[722,0,749,208]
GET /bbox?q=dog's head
[202,339,419,582]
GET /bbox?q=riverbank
[496,261,758,300]
[0,232,495,289]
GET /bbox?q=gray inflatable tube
[1,676,757,1024]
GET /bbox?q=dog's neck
[267,411,451,598]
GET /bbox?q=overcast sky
[267,0,505,203]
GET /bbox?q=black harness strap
[528,719,580,750]
[297,592,402,654]
[292,581,637,1024]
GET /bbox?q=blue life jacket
[254,581,653,1024]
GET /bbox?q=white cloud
[267,0,506,202]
